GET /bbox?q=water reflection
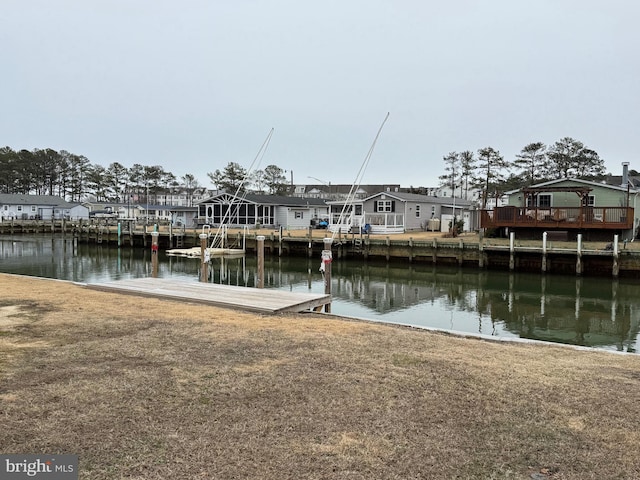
[0,235,637,352]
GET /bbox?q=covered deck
[481,206,634,230]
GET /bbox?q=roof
[505,178,637,195]
[167,206,198,212]
[362,191,473,206]
[0,194,73,207]
[298,184,400,195]
[198,193,328,207]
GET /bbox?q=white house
[328,192,475,234]
[0,194,89,221]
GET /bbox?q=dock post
[117,222,122,248]
[256,235,265,288]
[509,232,515,271]
[542,232,548,273]
[613,234,619,278]
[321,237,333,313]
[408,237,413,263]
[458,238,464,266]
[386,236,390,261]
[151,231,159,278]
[199,233,209,282]
[478,230,485,268]
[278,226,283,257]
[576,233,582,275]
[308,227,313,258]
[432,237,437,264]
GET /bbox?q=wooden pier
[86,277,331,314]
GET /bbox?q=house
[167,206,199,227]
[197,193,329,230]
[328,192,475,234]
[0,194,89,221]
[481,177,639,240]
[84,201,142,220]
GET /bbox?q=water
[1,235,638,353]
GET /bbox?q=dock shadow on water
[1,235,638,353]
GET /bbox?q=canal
[1,235,638,353]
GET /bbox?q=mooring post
[256,235,265,289]
[279,226,283,257]
[509,232,515,271]
[458,238,464,266]
[478,230,485,268]
[150,231,159,278]
[432,237,437,264]
[199,233,209,282]
[576,233,583,275]
[322,237,333,313]
[613,234,619,278]
[542,231,548,273]
[308,226,313,258]
[408,237,413,263]
[117,222,122,248]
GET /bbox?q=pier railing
[481,206,634,230]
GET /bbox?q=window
[376,200,394,212]
[3,206,7,211]
[538,194,551,208]
[415,205,421,218]
[431,206,436,218]
[587,195,595,207]
[294,211,303,219]
[17,206,22,212]
[31,206,37,212]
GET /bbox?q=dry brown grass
[1,273,640,479]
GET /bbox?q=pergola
[521,186,593,207]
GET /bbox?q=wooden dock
[85,277,331,314]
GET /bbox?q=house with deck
[481,177,639,240]
[197,193,329,230]
[0,194,89,221]
[328,192,475,234]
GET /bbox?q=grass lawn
[1,274,639,479]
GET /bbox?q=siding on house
[197,193,328,229]
[507,181,631,208]
[0,194,89,220]
[362,192,472,232]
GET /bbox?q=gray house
[197,193,329,230]
[328,192,474,234]
[0,194,89,221]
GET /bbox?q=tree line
[437,137,608,208]
[2,138,610,207]
[0,147,290,203]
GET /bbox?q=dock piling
[257,235,265,288]
[151,231,159,278]
[199,233,209,282]
[576,234,583,275]
[509,232,515,271]
[542,232,547,273]
[322,238,333,313]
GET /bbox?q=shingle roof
[0,194,72,207]
[198,193,328,207]
[363,191,473,206]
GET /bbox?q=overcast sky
[2,1,639,189]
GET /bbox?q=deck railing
[481,206,634,230]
